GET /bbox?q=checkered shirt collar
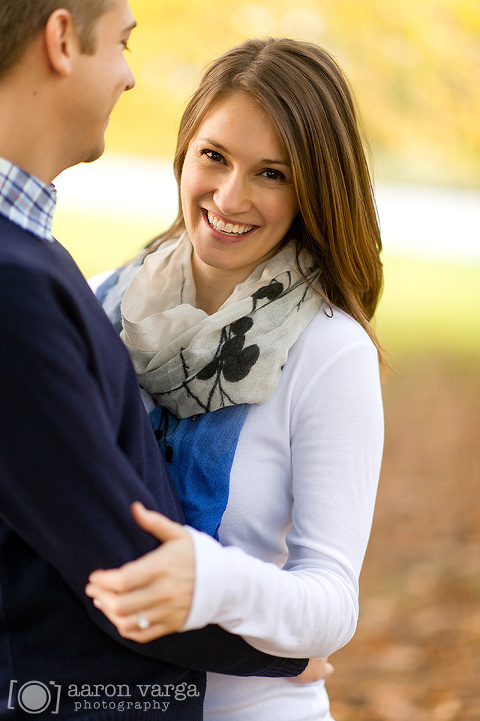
[0,157,57,242]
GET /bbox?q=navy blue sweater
[0,217,306,721]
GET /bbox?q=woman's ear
[44,9,78,77]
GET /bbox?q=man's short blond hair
[0,0,113,80]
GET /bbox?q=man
[0,2,307,719]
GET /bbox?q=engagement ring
[136,613,151,630]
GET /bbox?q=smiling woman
[181,92,299,314]
[91,37,385,721]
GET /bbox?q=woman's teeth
[207,211,254,236]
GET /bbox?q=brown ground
[327,354,480,721]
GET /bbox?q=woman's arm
[184,339,383,658]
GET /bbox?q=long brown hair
[146,37,384,355]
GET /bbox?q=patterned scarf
[118,233,322,418]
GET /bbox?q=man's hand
[85,502,194,642]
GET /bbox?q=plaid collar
[0,157,57,242]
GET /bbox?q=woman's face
[180,92,299,289]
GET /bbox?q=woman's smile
[204,209,257,241]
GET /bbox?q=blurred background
[54,1,479,718]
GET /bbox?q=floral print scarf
[118,233,322,418]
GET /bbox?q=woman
[87,37,384,720]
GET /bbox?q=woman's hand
[290,657,334,684]
[85,502,194,643]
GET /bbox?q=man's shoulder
[0,217,92,328]
[0,214,52,268]
[0,215,84,289]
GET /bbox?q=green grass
[54,210,480,358]
[376,254,480,358]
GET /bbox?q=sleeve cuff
[259,657,309,677]
[181,527,232,631]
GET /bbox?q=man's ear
[44,9,79,76]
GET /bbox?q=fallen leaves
[327,354,480,721]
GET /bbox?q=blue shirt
[0,157,56,242]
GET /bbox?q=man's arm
[0,264,306,677]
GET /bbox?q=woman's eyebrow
[198,138,228,153]
[260,158,290,167]
[198,138,290,167]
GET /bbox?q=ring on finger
[136,612,151,630]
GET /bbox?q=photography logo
[8,681,61,714]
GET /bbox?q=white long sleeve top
[182,305,384,720]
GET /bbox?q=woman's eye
[262,168,286,181]
[201,149,224,163]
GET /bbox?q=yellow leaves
[109,0,480,184]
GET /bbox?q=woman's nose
[214,171,251,216]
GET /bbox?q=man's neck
[0,124,61,186]
[0,76,64,184]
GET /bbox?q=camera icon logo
[8,680,61,714]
